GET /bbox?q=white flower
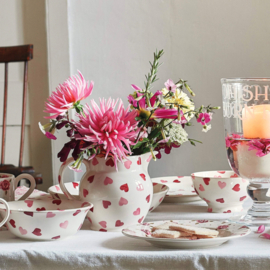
[161,88,195,121]
[164,120,189,145]
[202,124,211,133]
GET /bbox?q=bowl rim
[191,170,241,179]
[152,183,169,195]
[0,200,93,214]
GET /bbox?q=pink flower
[197,112,212,125]
[44,71,94,119]
[74,98,140,163]
[247,139,270,157]
[225,134,242,151]
[164,79,177,93]
[260,233,270,239]
[257,225,265,233]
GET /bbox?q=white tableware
[122,219,251,249]
[149,183,169,212]
[0,198,92,241]
[152,176,201,203]
[58,154,153,232]
[48,182,168,213]
[0,173,36,201]
[191,171,249,213]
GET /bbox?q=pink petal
[261,233,270,239]
[45,132,57,140]
[131,84,141,91]
[257,225,265,233]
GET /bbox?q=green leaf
[148,128,160,140]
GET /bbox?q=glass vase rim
[221,77,270,83]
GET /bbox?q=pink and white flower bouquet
[39,50,219,170]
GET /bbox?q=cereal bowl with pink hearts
[0,198,92,241]
[191,171,249,213]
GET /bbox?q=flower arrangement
[39,50,219,170]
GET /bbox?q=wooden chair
[0,45,42,185]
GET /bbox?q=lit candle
[242,104,270,139]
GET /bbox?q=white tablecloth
[0,198,269,270]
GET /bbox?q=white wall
[67,0,270,178]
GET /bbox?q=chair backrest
[0,45,33,167]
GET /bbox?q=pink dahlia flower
[197,112,212,125]
[44,71,94,119]
[74,98,140,163]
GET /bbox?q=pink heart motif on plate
[46,212,56,218]
[218,171,225,174]
[216,198,225,203]
[218,181,226,189]
[52,235,60,240]
[160,180,167,183]
[24,200,33,208]
[19,227,27,235]
[133,208,140,215]
[60,220,69,229]
[115,220,124,227]
[124,160,132,169]
[173,180,180,183]
[119,197,128,206]
[104,177,113,185]
[99,221,107,228]
[199,184,205,191]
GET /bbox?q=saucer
[151,176,202,203]
[122,219,251,249]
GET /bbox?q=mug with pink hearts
[0,173,36,202]
[191,171,249,213]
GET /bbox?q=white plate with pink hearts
[152,176,202,203]
[122,219,251,249]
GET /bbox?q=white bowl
[151,176,201,203]
[0,197,92,241]
[149,183,169,212]
[48,182,168,213]
[191,171,249,213]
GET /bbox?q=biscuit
[169,224,219,237]
[195,235,217,239]
[152,222,178,232]
[179,236,198,240]
[151,229,180,239]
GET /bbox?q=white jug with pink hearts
[58,153,154,232]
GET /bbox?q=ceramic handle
[14,174,36,200]
[0,199,10,228]
[58,157,90,200]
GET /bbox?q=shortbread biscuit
[152,222,178,232]
[151,229,180,239]
[169,224,219,237]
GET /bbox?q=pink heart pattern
[119,197,128,206]
[124,160,132,169]
[19,227,27,235]
[133,208,140,215]
[218,181,226,189]
[32,228,42,236]
[115,220,124,227]
[92,157,99,166]
[60,220,69,229]
[102,200,111,209]
[46,212,56,218]
[99,221,107,228]
[25,200,33,207]
[104,177,113,185]
[199,184,205,191]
